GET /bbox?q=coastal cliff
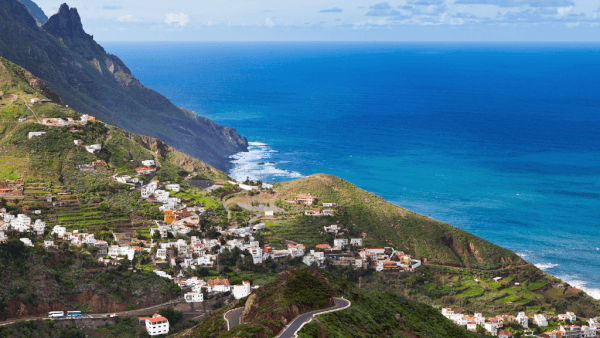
[0,0,248,171]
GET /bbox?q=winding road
[277,298,351,338]
[223,298,350,337]
[224,307,244,330]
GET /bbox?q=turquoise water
[103,42,600,297]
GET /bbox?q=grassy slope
[0,56,229,183]
[271,174,600,318]
[276,174,523,269]
[178,268,483,338]
[0,56,228,317]
[0,0,247,171]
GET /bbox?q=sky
[32,0,600,41]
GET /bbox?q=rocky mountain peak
[41,3,105,59]
[42,4,88,40]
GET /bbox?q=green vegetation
[275,174,523,269]
[0,239,181,320]
[178,268,483,338]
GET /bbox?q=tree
[157,307,183,326]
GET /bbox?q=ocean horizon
[103,41,600,299]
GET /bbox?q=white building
[138,314,170,336]
[28,131,46,139]
[20,238,33,247]
[264,210,274,217]
[324,225,338,234]
[156,248,167,260]
[350,238,363,246]
[238,184,259,191]
[142,160,156,167]
[85,144,102,153]
[333,238,348,248]
[534,314,548,327]
[184,292,204,302]
[51,225,66,238]
[582,326,597,338]
[516,312,528,328]
[44,240,54,249]
[232,281,251,299]
[165,184,180,193]
[74,140,84,145]
[262,183,273,189]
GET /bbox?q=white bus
[48,311,64,318]
[66,311,81,318]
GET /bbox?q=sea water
[103,42,600,298]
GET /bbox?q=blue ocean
[103,42,600,298]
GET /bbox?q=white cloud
[118,15,141,22]
[265,17,276,28]
[165,13,189,26]
[557,6,573,16]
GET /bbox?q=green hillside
[0,56,229,317]
[176,267,482,338]
[227,174,600,318]
[275,174,523,269]
[0,0,248,171]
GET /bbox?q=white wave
[557,276,600,300]
[229,142,304,182]
[516,252,529,258]
[534,263,559,270]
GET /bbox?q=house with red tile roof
[138,313,169,336]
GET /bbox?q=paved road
[225,307,244,330]
[277,298,350,338]
[0,297,183,326]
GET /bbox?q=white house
[322,203,337,207]
[165,184,180,193]
[558,312,577,323]
[262,183,273,189]
[74,140,84,145]
[333,238,348,248]
[323,209,334,216]
[324,225,338,234]
[141,186,153,198]
[156,248,167,260]
[28,132,46,139]
[350,238,363,246]
[534,314,548,327]
[51,225,66,238]
[85,144,102,153]
[588,318,600,328]
[20,238,33,247]
[581,326,597,338]
[44,241,54,249]
[184,292,204,302]
[232,281,251,299]
[264,210,274,217]
[142,160,156,167]
[32,219,46,236]
[498,330,513,338]
[238,184,259,191]
[138,314,169,336]
[516,312,528,328]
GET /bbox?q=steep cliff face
[18,0,47,25]
[0,0,248,171]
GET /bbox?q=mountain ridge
[0,0,248,171]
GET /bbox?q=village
[441,303,598,337]
[0,102,597,337]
